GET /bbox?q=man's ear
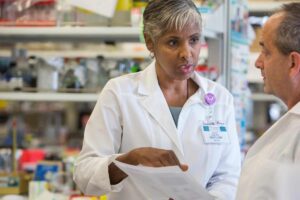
[144,33,154,52]
[289,52,300,77]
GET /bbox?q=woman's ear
[144,33,154,52]
[289,52,300,77]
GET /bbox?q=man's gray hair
[275,3,300,55]
[143,0,202,42]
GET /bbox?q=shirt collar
[289,101,300,115]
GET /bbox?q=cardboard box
[0,172,31,194]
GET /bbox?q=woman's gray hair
[143,0,202,42]
[275,3,300,55]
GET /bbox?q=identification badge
[201,122,230,144]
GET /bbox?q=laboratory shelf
[249,1,296,12]
[0,49,150,59]
[251,93,287,110]
[0,92,99,102]
[0,27,141,42]
[0,26,219,43]
[251,93,279,102]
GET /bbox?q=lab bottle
[73,58,87,89]
[96,55,109,88]
[60,58,82,90]
[37,58,59,91]
[85,58,100,90]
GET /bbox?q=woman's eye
[168,40,177,46]
[190,37,200,44]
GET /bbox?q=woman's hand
[117,147,188,171]
[109,147,188,185]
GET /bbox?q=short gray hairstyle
[275,3,300,55]
[143,0,202,42]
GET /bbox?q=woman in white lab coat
[74,0,241,199]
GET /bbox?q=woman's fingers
[119,147,188,171]
[180,164,189,171]
[166,149,189,171]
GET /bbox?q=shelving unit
[0,26,220,43]
[0,49,150,59]
[0,92,99,102]
[248,1,296,12]
[0,27,141,42]
[251,93,280,102]
[0,3,229,101]
[0,3,230,124]
[0,27,145,102]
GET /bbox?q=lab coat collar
[187,71,209,106]
[191,71,208,94]
[289,101,300,115]
[137,61,157,95]
[137,61,184,155]
[137,61,209,99]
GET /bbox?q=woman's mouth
[180,64,193,74]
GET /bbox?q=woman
[74,0,241,199]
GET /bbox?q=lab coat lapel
[137,62,184,154]
[185,72,208,107]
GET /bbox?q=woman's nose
[179,43,191,61]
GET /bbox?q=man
[236,2,300,200]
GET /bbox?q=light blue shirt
[169,106,182,127]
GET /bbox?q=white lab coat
[74,62,241,200]
[236,102,300,200]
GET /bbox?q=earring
[150,52,154,59]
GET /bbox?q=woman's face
[147,23,201,81]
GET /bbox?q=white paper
[67,0,118,18]
[114,160,213,200]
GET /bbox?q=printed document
[114,160,213,200]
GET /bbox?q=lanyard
[204,92,216,123]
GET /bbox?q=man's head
[274,3,300,55]
[255,3,300,109]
